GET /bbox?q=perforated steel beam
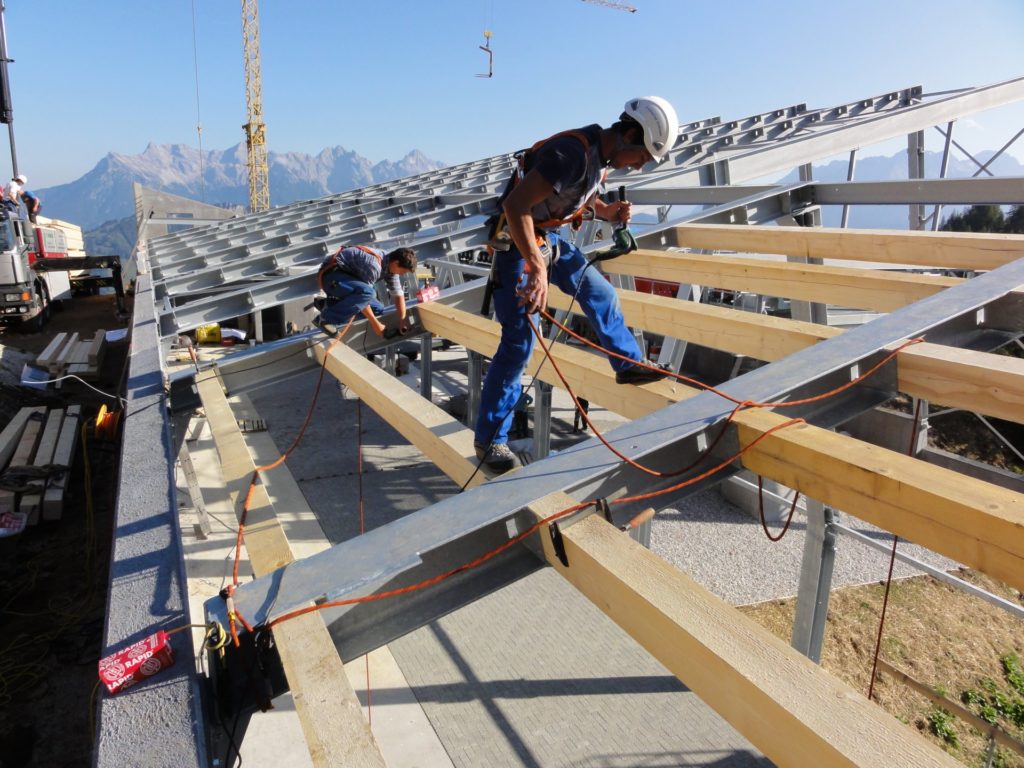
[205,256,1024,652]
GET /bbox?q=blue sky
[4,0,1024,188]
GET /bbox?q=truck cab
[0,212,71,329]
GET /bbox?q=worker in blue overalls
[474,96,679,473]
[314,245,417,337]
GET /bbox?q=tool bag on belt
[485,129,604,255]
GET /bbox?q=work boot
[474,442,520,473]
[615,359,671,385]
[313,314,339,339]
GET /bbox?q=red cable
[868,397,924,700]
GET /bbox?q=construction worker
[21,188,40,223]
[474,96,679,473]
[4,174,26,213]
[314,245,417,338]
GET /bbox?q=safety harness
[487,128,605,254]
[317,244,382,292]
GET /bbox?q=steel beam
[205,256,1024,651]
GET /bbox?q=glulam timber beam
[195,371,386,768]
[307,338,959,768]
[529,493,959,768]
[550,286,1024,423]
[672,223,1024,271]
[548,287,838,361]
[734,407,1024,593]
[606,250,960,312]
[417,302,694,419]
[417,303,1024,590]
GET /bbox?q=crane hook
[477,30,493,78]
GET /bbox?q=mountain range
[31,143,1024,257]
[38,142,447,231]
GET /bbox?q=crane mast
[241,0,269,212]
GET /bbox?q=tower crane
[241,0,270,212]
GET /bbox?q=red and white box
[416,284,440,303]
[98,631,175,695]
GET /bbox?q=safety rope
[357,396,372,725]
[225,302,923,644]
[225,318,354,645]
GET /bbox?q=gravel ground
[648,490,960,607]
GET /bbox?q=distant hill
[83,216,138,259]
[37,142,447,230]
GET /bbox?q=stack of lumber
[0,405,81,533]
[34,330,107,381]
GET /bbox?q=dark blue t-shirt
[524,124,604,226]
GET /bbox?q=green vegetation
[928,706,961,748]
[940,204,1024,233]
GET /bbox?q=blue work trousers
[474,233,642,447]
[321,271,384,325]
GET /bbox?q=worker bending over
[474,96,679,473]
[315,245,417,337]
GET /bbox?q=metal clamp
[547,499,613,568]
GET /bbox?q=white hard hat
[623,96,678,160]
[15,174,26,184]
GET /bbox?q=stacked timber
[0,404,81,534]
[34,330,107,381]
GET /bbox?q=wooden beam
[551,286,1024,423]
[548,286,838,361]
[308,338,958,766]
[897,344,1024,424]
[674,223,1024,271]
[417,302,694,420]
[312,339,493,488]
[606,249,960,312]
[530,493,959,768]
[415,303,1024,591]
[733,407,1024,594]
[195,370,386,768]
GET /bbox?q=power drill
[590,186,638,263]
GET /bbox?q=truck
[0,211,127,331]
[0,212,72,330]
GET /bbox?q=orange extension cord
[227,308,923,649]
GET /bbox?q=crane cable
[190,0,206,201]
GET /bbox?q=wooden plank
[551,287,1024,423]
[0,415,43,517]
[50,332,79,374]
[195,370,386,768]
[875,658,1024,757]
[43,406,81,521]
[0,407,46,469]
[35,332,68,370]
[88,331,107,366]
[22,409,63,525]
[733,407,1024,594]
[532,494,959,768]
[419,301,1024,593]
[607,250,961,312]
[897,344,1024,424]
[417,302,693,420]
[673,223,1024,271]
[313,341,493,488]
[310,338,957,767]
[549,285,838,362]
